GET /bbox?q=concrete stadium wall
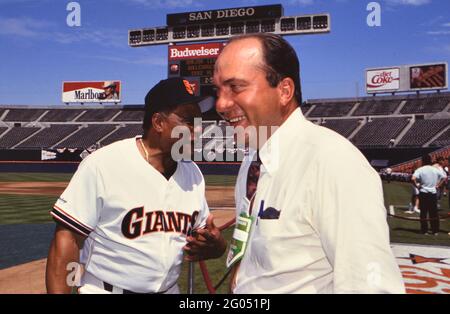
[0,161,79,173]
[0,149,41,161]
[0,148,439,174]
[361,147,437,166]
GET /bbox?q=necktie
[229,152,262,291]
[246,153,261,214]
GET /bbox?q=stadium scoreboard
[129,4,330,47]
[167,4,283,26]
[130,3,331,109]
[179,59,215,80]
[168,42,225,99]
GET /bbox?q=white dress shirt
[233,108,405,294]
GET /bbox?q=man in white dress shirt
[213,33,405,293]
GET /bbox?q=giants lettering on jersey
[121,207,199,239]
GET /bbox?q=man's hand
[183,214,227,261]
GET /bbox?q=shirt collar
[258,107,306,175]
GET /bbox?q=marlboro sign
[62,81,121,103]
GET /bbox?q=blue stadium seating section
[100,125,142,146]
[76,109,120,122]
[0,127,41,148]
[397,119,450,147]
[321,119,360,138]
[400,97,449,114]
[0,127,7,137]
[113,110,144,122]
[16,125,79,149]
[307,102,355,117]
[300,103,313,115]
[352,100,401,116]
[430,128,450,147]
[0,92,449,150]
[55,125,116,148]
[40,109,85,122]
[352,117,410,147]
[3,109,47,122]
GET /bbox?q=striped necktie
[246,153,261,214]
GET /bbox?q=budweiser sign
[366,68,400,92]
[169,43,225,61]
[62,81,121,103]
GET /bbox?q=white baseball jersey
[233,108,405,294]
[51,137,209,293]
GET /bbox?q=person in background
[433,156,447,210]
[406,166,420,214]
[411,154,446,236]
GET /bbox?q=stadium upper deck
[0,92,449,150]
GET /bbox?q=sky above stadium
[0,0,448,106]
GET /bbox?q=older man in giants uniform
[46,78,226,294]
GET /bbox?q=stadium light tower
[128,4,330,47]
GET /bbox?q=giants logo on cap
[183,80,194,95]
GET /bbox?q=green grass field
[177,227,233,294]
[0,172,73,182]
[0,173,236,225]
[0,172,448,241]
[0,172,449,293]
[383,181,450,246]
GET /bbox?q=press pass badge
[226,211,254,268]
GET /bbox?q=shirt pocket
[253,216,287,240]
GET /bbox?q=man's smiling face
[213,37,284,144]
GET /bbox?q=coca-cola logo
[367,71,399,88]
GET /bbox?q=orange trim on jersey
[51,212,89,237]
[53,205,94,231]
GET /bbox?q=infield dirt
[0,182,235,294]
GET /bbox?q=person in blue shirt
[411,154,446,235]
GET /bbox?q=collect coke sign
[366,68,400,92]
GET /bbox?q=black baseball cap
[144,77,214,116]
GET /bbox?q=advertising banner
[366,62,448,94]
[62,81,121,103]
[168,42,225,61]
[366,68,400,93]
[410,63,447,90]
